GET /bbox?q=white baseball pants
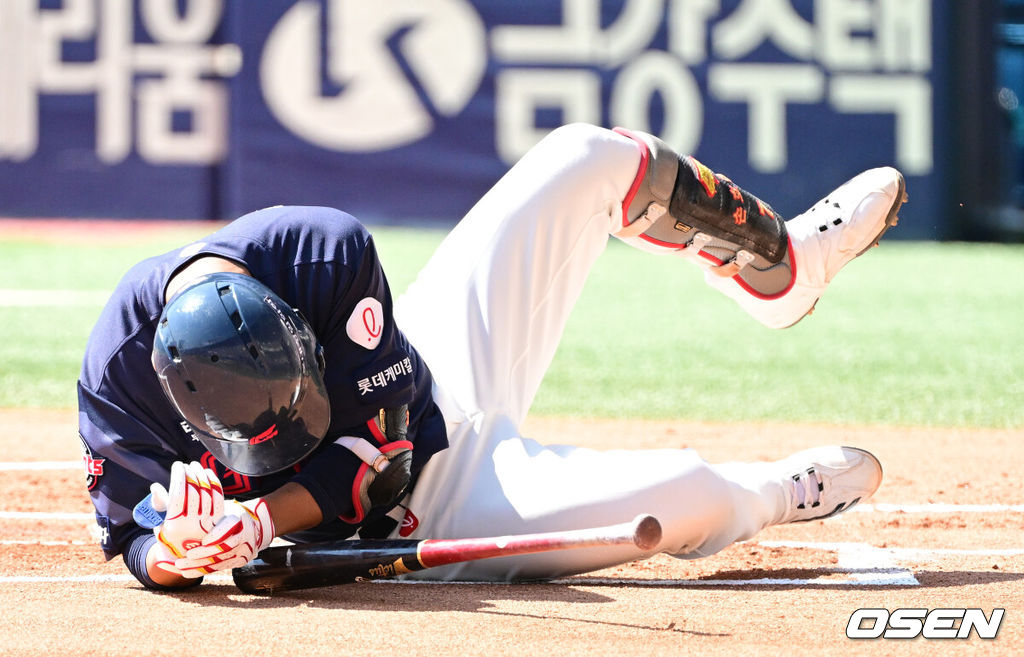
[393,124,784,580]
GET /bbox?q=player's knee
[529,123,642,192]
[543,122,608,144]
[533,123,622,163]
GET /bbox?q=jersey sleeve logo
[346,297,385,350]
[81,440,105,492]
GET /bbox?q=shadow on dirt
[140,567,1021,635]
[152,579,729,636]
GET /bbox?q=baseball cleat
[706,167,907,328]
[771,446,883,525]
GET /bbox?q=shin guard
[614,128,795,299]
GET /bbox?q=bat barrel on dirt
[232,513,662,594]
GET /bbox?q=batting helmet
[151,273,331,476]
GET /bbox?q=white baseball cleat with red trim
[705,167,907,329]
[769,446,883,525]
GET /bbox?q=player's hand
[173,498,275,575]
[149,461,224,577]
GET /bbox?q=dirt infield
[1,409,1021,656]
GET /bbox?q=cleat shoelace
[790,468,825,510]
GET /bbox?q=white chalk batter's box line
[1,541,1021,588]
[0,462,88,471]
[5,500,1024,524]
[0,539,92,546]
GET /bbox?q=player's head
[151,272,330,476]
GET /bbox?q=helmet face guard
[152,273,330,476]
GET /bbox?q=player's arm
[261,481,324,533]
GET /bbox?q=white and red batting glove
[172,498,275,575]
[149,461,224,577]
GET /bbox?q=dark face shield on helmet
[151,272,331,476]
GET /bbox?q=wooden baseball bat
[232,514,662,593]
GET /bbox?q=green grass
[534,240,1024,428]
[2,227,1022,429]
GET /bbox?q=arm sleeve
[122,531,203,591]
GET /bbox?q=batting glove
[149,461,225,577]
[173,498,275,575]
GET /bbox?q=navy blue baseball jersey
[78,206,447,573]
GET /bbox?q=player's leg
[612,128,907,328]
[401,413,881,581]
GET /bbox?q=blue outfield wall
[0,1,953,239]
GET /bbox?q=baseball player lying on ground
[79,124,905,589]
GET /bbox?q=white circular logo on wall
[346,297,385,350]
[261,0,487,152]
